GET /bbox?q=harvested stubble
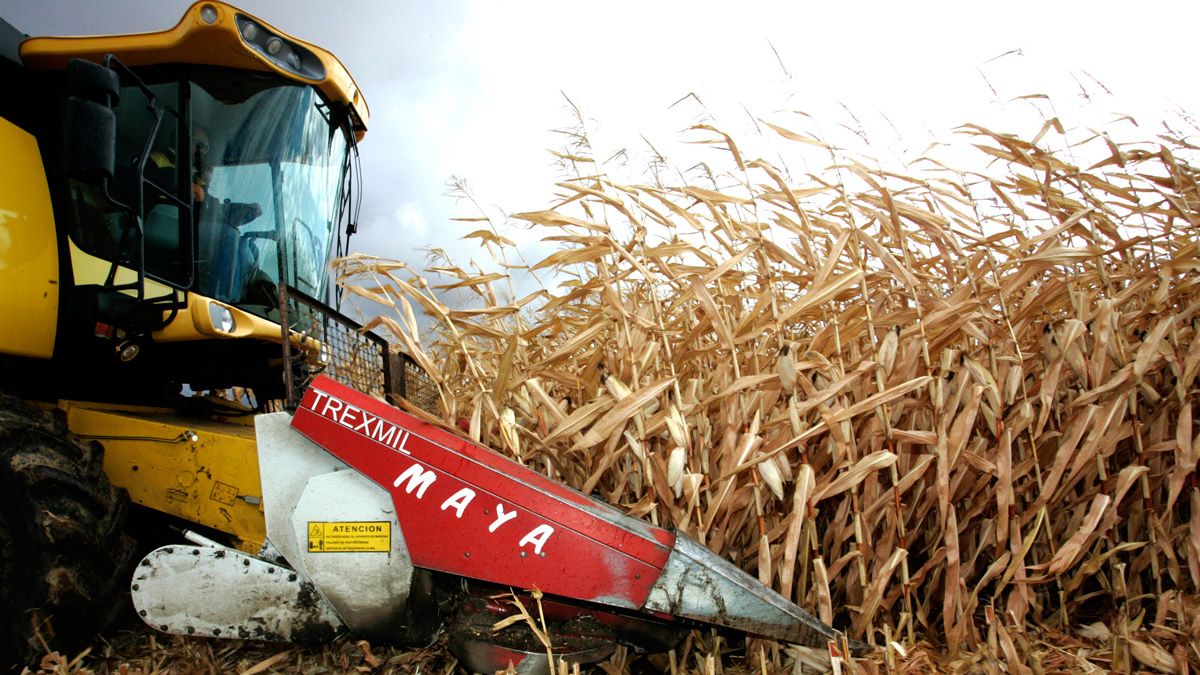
[336,115,1200,672]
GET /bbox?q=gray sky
[8,1,1199,299]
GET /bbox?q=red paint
[290,376,673,608]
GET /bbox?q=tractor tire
[0,396,135,671]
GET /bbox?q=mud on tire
[0,396,135,671]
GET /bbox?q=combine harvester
[0,3,862,671]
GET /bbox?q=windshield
[192,72,349,317]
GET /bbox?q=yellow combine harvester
[0,1,428,664]
[0,4,861,672]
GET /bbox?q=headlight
[234,14,325,80]
[208,304,236,333]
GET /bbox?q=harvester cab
[11,2,386,406]
[0,3,862,672]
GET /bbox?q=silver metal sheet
[131,545,345,642]
[644,533,861,651]
[255,412,349,569]
[291,469,413,635]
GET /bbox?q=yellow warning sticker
[307,521,391,553]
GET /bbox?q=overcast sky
[8,1,1199,298]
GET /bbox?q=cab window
[65,77,191,287]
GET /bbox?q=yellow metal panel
[0,117,59,359]
[64,401,267,553]
[153,291,288,343]
[67,239,176,296]
[20,1,368,135]
[67,240,291,344]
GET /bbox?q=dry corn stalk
[337,112,1200,664]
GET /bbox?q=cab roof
[19,1,369,138]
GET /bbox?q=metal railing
[280,285,438,415]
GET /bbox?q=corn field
[335,113,1200,673]
[38,114,1200,673]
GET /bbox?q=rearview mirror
[63,59,118,181]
